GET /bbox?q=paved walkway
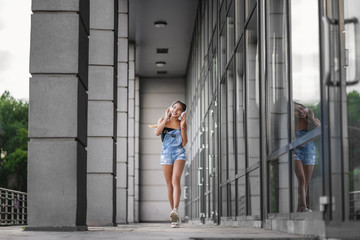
[0,223,317,240]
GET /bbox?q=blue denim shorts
[160,146,186,165]
[294,142,316,165]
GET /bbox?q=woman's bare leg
[294,160,306,212]
[162,164,174,209]
[303,164,315,201]
[172,160,186,209]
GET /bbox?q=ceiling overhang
[129,0,199,78]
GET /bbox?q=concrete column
[27,0,89,230]
[134,76,140,222]
[127,44,135,223]
[267,1,289,213]
[116,0,129,224]
[87,0,118,226]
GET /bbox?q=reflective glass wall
[185,0,262,223]
[344,0,360,221]
[185,0,324,224]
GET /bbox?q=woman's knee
[172,178,181,187]
[297,176,306,186]
[166,182,173,190]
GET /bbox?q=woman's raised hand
[164,107,171,120]
[307,108,315,119]
[180,112,187,128]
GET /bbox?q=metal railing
[350,190,360,220]
[0,187,27,225]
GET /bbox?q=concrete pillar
[27,0,89,230]
[116,0,129,224]
[127,44,135,223]
[87,0,118,226]
[134,76,140,222]
[267,1,289,213]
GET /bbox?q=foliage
[0,91,28,192]
[347,90,360,127]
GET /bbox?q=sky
[0,0,31,100]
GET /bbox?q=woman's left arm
[180,113,188,146]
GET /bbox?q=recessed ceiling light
[154,21,167,28]
[155,61,166,67]
[156,48,168,54]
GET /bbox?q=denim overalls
[160,127,186,165]
[294,130,316,165]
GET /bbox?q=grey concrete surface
[0,223,316,240]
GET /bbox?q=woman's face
[294,104,307,119]
[171,103,184,117]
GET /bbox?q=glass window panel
[220,28,227,77]
[208,101,219,221]
[202,85,205,119]
[245,13,259,168]
[205,193,209,218]
[220,1,227,30]
[245,0,256,19]
[248,168,261,217]
[204,119,209,191]
[213,100,219,221]
[227,62,236,177]
[266,0,289,153]
[212,34,218,92]
[227,0,232,10]
[205,76,209,111]
[344,0,360,221]
[269,154,290,213]
[209,49,214,99]
[208,0,213,40]
[291,0,320,116]
[221,185,228,217]
[220,81,228,183]
[213,0,217,30]
[235,0,245,42]
[202,16,206,66]
[291,0,322,213]
[236,42,246,174]
[205,1,209,48]
[237,176,246,216]
[227,1,235,62]
[230,181,236,216]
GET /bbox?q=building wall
[139,77,186,222]
[87,0,118,226]
[116,0,129,224]
[127,44,136,223]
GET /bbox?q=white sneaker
[171,218,181,228]
[170,209,179,223]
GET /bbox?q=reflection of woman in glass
[294,102,321,212]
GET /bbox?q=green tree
[347,90,360,219]
[0,91,28,192]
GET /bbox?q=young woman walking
[154,100,187,228]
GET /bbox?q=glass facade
[344,0,360,221]
[184,0,360,233]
